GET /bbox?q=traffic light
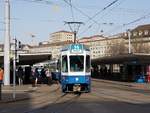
[18,41,21,49]
[15,39,17,49]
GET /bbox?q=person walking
[0,67,4,100]
[17,66,24,85]
[0,67,4,84]
[45,68,52,85]
[30,67,36,87]
[35,68,39,86]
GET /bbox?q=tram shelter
[91,53,150,82]
[0,52,52,84]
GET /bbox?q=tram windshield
[70,55,84,72]
[86,55,91,72]
[62,55,68,72]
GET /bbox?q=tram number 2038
[60,44,91,93]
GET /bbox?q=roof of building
[78,35,122,43]
[90,35,104,38]
[51,30,74,34]
[132,24,150,31]
[78,35,106,42]
[30,41,73,48]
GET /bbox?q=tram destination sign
[70,44,83,53]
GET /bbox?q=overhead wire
[85,0,119,24]
[98,0,125,20]
[123,13,150,26]
[14,0,150,37]
[94,0,125,35]
[69,0,75,30]
[17,0,119,36]
[15,0,54,5]
[104,12,150,36]
[69,0,75,22]
[78,0,121,36]
[63,0,99,25]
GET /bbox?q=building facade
[123,24,150,54]
[49,30,74,43]
[78,35,126,59]
[20,24,150,61]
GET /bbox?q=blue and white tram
[60,44,91,93]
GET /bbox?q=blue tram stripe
[61,75,91,84]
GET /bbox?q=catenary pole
[4,0,10,85]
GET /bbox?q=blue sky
[0,0,150,44]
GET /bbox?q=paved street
[0,79,150,113]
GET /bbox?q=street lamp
[127,29,131,54]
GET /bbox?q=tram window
[86,55,91,72]
[57,59,61,71]
[70,55,84,72]
[62,55,68,72]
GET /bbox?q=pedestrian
[0,67,4,84]
[0,67,3,100]
[41,68,46,84]
[55,69,60,84]
[35,68,39,85]
[45,68,52,85]
[17,66,24,85]
[30,67,36,87]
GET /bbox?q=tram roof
[61,43,90,52]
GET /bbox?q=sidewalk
[0,85,29,103]
[0,84,59,103]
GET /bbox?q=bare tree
[131,37,150,53]
[107,39,127,56]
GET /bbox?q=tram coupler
[73,84,81,92]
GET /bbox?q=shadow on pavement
[0,93,31,113]
[22,99,150,113]
[0,91,150,113]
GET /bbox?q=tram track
[0,84,85,113]
[92,79,150,96]
[0,85,61,113]
[23,93,80,113]
[91,80,150,104]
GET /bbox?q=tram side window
[70,55,84,72]
[62,55,68,72]
[86,55,91,72]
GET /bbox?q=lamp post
[4,0,10,85]
[13,38,17,99]
[127,29,131,54]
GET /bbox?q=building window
[144,30,149,35]
[139,31,143,36]
[133,32,138,36]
